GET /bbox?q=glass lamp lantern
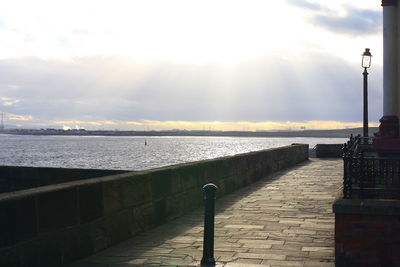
[362,48,372,68]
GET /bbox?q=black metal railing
[343,135,400,199]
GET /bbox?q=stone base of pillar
[373,137,400,151]
[375,115,399,137]
[373,115,400,151]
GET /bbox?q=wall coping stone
[333,198,400,216]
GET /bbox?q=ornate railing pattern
[343,135,400,199]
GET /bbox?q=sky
[0,0,383,131]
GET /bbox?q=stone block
[62,224,93,264]
[79,183,103,223]
[212,180,224,196]
[38,233,64,267]
[105,210,132,246]
[224,178,239,194]
[0,196,37,247]
[102,180,123,215]
[90,218,108,253]
[0,246,19,267]
[128,214,142,236]
[315,144,342,158]
[233,156,248,173]
[19,239,40,267]
[171,173,183,194]
[76,223,96,257]
[154,199,167,225]
[270,160,280,173]
[37,188,78,232]
[182,188,202,212]
[150,170,173,199]
[198,160,220,182]
[260,163,273,178]
[196,163,212,188]
[177,165,198,191]
[165,194,184,220]
[218,159,235,181]
[131,203,155,232]
[119,175,152,208]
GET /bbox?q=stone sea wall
[0,144,308,267]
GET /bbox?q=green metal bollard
[201,183,218,267]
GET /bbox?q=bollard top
[203,183,218,192]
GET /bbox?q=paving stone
[303,261,334,267]
[224,225,265,229]
[301,247,333,252]
[236,253,286,260]
[282,229,316,235]
[126,258,147,264]
[307,251,335,259]
[244,244,273,249]
[261,259,304,266]
[226,262,270,267]
[278,220,304,225]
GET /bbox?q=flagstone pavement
[68,158,342,267]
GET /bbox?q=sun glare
[100,0,299,63]
[0,0,339,64]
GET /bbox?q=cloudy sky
[0,0,383,131]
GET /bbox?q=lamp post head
[362,48,372,68]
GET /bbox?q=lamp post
[362,48,372,138]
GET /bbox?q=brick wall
[334,199,400,267]
[0,144,308,267]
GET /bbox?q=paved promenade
[69,159,342,267]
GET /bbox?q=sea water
[0,135,347,170]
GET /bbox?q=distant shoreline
[0,127,376,138]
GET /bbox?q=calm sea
[0,135,347,171]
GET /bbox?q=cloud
[0,97,20,106]
[53,120,118,126]
[71,28,90,35]
[285,0,324,11]
[139,120,379,131]
[285,1,382,36]
[45,119,379,131]
[312,8,382,36]
[6,113,33,121]
[0,53,383,129]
